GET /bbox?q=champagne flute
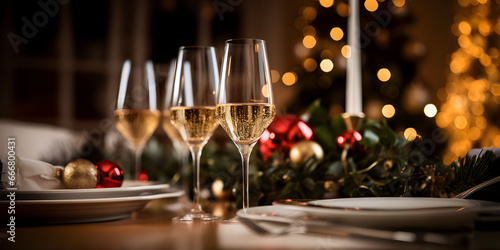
[162,60,189,186]
[114,60,160,181]
[169,46,220,221]
[216,39,276,211]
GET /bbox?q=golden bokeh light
[270,70,280,83]
[475,116,487,129]
[319,0,334,8]
[454,115,468,129]
[261,84,270,98]
[381,104,396,118]
[377,68,391,82]
[468,127,481,141]
[341,45,351,58]
[320,59,334,72]
[302,35,317,49]
[336,2,350,17]
[364,0,378,12]
[458,21,472,35]
[393,0,405,7]
[436,113,449,128]
[478,21,491,36]
[302,7,317,21]
[458,35,470,48]
[491,84,500,95]
[282,72,298,86]
[330,27,344,41]
[423,104,438,117]
[440,2,500,161]
[495,135,500,147]
[302,25,316,36]
[471,103,484,116]
[404,127,418,141]
[303,58,318,72]
[320,50,333,59]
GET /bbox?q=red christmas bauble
[336,130,362,148]
[95,160,124,188]
[259,115,313,160]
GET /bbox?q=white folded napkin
[12,157,65,190]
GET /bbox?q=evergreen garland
[40,100,500,206]
[203,100,500,207]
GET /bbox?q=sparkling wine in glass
[217,39,276,211]
[169,46,220,221]
[162,60,189,186]
[114,60,160,181]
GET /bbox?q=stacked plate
[0,181,183,224]
[238,197,500,230]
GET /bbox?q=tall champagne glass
[216,39,276,210]
[162,60,189,186]
[114,60,160,181]
[170,46,220,221]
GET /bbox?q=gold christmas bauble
[289,140,324,166]
[58,159,99,189]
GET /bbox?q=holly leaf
[307,99,329,127]
[360,129,379,147]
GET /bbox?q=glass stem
[133,145,145,181]
[189,144,204,213]
[238,142,256,210]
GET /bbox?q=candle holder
[339,112,365,176]
[341,112,365,131]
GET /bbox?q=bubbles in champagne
[216,103,276,145]
[113,109,160,147]
[170,106,219,145]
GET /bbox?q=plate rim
[0,189,184,204]
[272,197,496,215]
[0,180,169,194]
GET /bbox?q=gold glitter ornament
[289,140,324,166]
[56,159,99,189]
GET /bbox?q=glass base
[172,211,221,222]
[222,216,239,223]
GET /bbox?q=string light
[336,2,350,17]
[404,127,418,141]
[377,68,391,82]
[330,27,344,41]
[319,0,334,8]
[382,104,396,118]
[423,104,437,117]
[439,1,500,163]
[392,0,405,8]
[303,58,318,72]
[302,7,317,21]
[364,0,379,12]
[282,72,298,86]
[320,59,334,72]
[341,45,351,58]
[271,70,280,83]
[303,35,317,48]
[262,84,270,98]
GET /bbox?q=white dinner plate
[0,180,170,200]
[271,197,500,230]
[0,187,183,225]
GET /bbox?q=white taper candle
[346,0,363,114]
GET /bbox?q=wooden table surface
[1,195,499,250]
